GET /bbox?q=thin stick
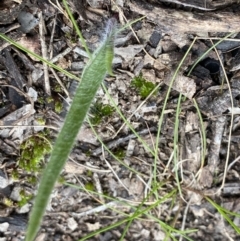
[210,39,234,191]
[39,11,51,95]
[50,68,70,97]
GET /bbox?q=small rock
[18,11,39,33]
[27,87,38,102]
[86,222,100,231]
[190,205,205,217]
[140,228,150,238]
[35,233,46,241]
[32,68,43,83]
[0,222,9,232]
[149,31,161,48]
[67,217,78,231]
[77,125,98,145]
[10,186,22,202]
[0,175,8,189]
[141,69,156,83]
[115,45,143,62]
[16,203,31,214]
[152,229,166,240]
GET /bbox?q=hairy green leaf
[25,18,116,241]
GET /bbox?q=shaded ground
[0,0,240,240]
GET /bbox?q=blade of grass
[77,188,193,241]
[170,33,234,199]
[119,183,176,241]
[209,39,234,191]
[62,0,91,58]
[187,33,235,191]
[87,118,144,176]
[173,93,183,197]
[187,32,235,75]
[193,98,207,171]
[101,84,156,156]
[119,187,176,241]
[206,197,240,234]
[65,182,196,240]
[0,33,80,81]
[153,37,198,195]
[25,18,117,241]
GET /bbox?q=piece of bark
[207,116,226,174]
[182,112,201,173]
[0,104,35,126]
[198,167,213,188]
[197,87,239,116]
[1,49,26,90]
[230,49,240,71]
[67,0,89,21]
[129,1,240,33]
[158,0,238,10]
[164,71,196,99]
[222,183,240,196]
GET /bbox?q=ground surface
[0,0,240,241]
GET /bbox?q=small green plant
[131,74,158,98]
[27,176,38,185]
[85,182,95,191]
[53,84,63,93]
[87,170,93,177]
[37,97,44,104]
[18,190,34,207]
[89,101,114,125]
[18,133,52,173]
[113,148,125,160]
[36,117,46,125]
[11,169,19,181]
[55,100,63,114]
[2,197,14,207]
[57,176,66,184]
[46,96,54,104]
